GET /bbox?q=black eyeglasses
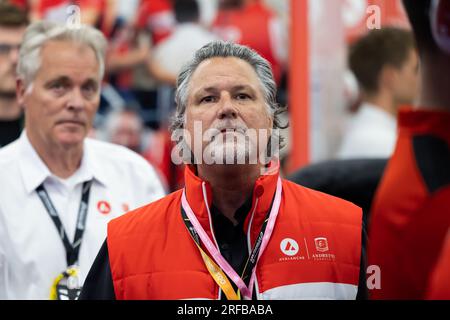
[0,43,21,55]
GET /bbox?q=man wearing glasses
[0,3,28,148]
[0,2,28,148]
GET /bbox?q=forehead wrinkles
[187,58,265,101]
[38,43,99,80]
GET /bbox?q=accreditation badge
[49,266,82,300]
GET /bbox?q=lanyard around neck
[36,180,93,266]
[181,177,282,300]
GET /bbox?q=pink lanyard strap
[181,177,282,299]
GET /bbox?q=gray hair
[171,40,288,146]
[17,21,107,87]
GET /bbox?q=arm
[107,47,150,73]
[79,240,116,300]
[146,57,177,86]
[106,32,151,74]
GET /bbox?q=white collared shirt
[0,132,165,299]
[337,103,398,159]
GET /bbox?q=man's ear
[379,65,397,91]
[267,109,274,130]
[16,78,28,110]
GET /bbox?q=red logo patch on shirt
[97,201,111,215]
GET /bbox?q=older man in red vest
[81,41,364,300]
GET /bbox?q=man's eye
[200,96,216,103]
[50,83,67,93]
[82,85,97,96]
[236,93,251,100]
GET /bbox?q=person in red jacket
[427,231,450,299]
[80,41,364,300]
[135,0,175,45]
[211,0,286,84]
[368,0,450,300]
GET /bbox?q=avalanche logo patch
[280,238,299,256]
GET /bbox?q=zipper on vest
[202,182,261,300]
[201,182,222,300]
[246,197,260,300]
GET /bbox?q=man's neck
[197,164,261,225]
[0,96,22,120]
[363,91,397,117]
[27,131,83,179]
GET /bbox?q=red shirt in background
[135,0,175,45]
[35,0,103,19]
[8,0,28,9]
[368,108,450,299]
[212,0,284,84]
[31,0,114,37]
[142,129,184,193]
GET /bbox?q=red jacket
[107,165,362,299]
[427,233,450,299]
[369,108,450,299]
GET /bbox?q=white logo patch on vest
[280,238,299,256]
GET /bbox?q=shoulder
[108,190,182,236]
[0,139,21,170]
[412,135,450,193]
[282,179,362,223]
[86,139,164,194]
[0,137,20,157]
[86,138,153,170]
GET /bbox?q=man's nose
[67,88,86,111]
[4,44,21,67]
[217,93,238,120]
[9,47,19,65]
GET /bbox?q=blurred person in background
[124,0,175,128]
[102,107,145,154]
[211,0,286,85]
[0,2,27,147]
[337,27,419,159]
[135,0,175,45]
[107,26,176,90]
[150,0,218,86]
[369,0,450,300]
[28,0,115,36]
[0,21,165,300]
[101,107,171,191]
[6,0,28,10]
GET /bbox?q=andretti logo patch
[314,237,329,252]
[312,236,336,261]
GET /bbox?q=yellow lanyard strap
[195,242,240,300]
